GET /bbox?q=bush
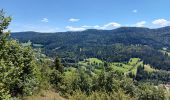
[138,84,165,100]
[0,40,42,96]
[0,83,11,100]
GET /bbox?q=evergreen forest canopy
[0,10,170,100]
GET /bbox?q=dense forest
[0,10,170,100]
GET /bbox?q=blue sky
[0,0,170,32]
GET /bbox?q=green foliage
[92,71,115,92]
[144,65,156,72]
[70,90,135,100]
[0,9,11,33]
[50,69,62,87]
[57,61,166,100]
[136,64,170,84]
[107,58,142,77]
[0,10,42,99]
[0,83,11,100]
[138,84,165,100]
[38,59,53,90]
[78,58,103,67]
[54,57,64,73]
[0,40,41,96]
[120,77,138,97]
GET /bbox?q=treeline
[136,66,170,84]
[57,67,165,100]
[57,44,170,71]
[79,44,170,71]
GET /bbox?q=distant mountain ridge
[11,26,170,49]
[12,26,170,33]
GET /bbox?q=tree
[0,10,41,98]
[0,9,11,49]
[0,9,12,99]
[54,57,64,73]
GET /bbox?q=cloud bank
[41,18,49,23]
[135,21,146,27]
[69,18,80,22]
[152,19,170,26]
[66,22,121,31]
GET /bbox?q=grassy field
[78,58,103,66]
[78,58,142,76]
[21,41,43,47]
[160,50,170,56]
[144,64,156,72]
[110,58,142,76]
[21,41,32,46]
[165,93,170,100]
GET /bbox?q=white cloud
[82,22,121,30]
[100,22,121,29]
[133,9,138,13]
[66,26,85,31]
[152,19,170,26]
[135,21,146,27]
[66,22,121,31]
[41,18,48,23]
[81,25,100,28]
[81,25,93,28]
[94,25,101,28]
[69,18,80,22]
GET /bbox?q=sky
[0,0,170,32]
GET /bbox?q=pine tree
[54,57,64,73]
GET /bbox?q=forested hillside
[11,27,170,71]
[12,27,170,50]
